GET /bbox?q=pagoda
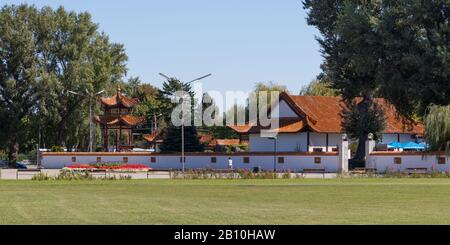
[94,84,145,152]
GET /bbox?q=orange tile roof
[229,117,306,134]
[229,93,424,135]
[94,115,145,126]
[143,131,165,143]
[100,85,139,108]
[199,134,214,144]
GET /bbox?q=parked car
[15,162,27,169]
[0,160,7,168]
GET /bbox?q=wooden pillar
[326,133,329,152]
[129,129,132,146]
[118,126,122,152]
[397,133,400,142]
[103,126,108,152]
[307,131,310,152]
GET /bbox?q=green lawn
[1,178,450,224]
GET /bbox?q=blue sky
[3,0,322,98]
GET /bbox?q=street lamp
[67,89,105,152]
[158,73,212,173]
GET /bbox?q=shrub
[31,173,51,181]
[51,145,64,152]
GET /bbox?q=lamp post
[158,73,212,173]
[67,89,105,152]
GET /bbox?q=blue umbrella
[387,142,403,149]
[402,141,425,150]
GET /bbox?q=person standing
[228,157,233,170]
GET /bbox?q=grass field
[1,178,450,224]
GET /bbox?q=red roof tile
[100,84,139,108]
[95,115,145,126]
[229,93,424,135]
[229,117,306,134]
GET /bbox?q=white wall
[367,153,450,172]
[271,99,298,118]
[41,153,341,172]
[249,132,308,152]
[250,132,341,153]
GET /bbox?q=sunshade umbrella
[387,142,403,149]
[402,141,425,150]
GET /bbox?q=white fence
[367,152,449,172]
[365,139,450,172]
[41,152,342,172]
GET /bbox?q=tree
[377,1,450,117]
[341,99,386,148]
[424,105,450,153]
[299,78,340,96]
[0,4,128,165]
[304,0,386,160]
[304,0,449,118]
[0,5,43,166]
[250,81,288,110]
[159,125,204,153]
[33,6,127,150]
[158,77,203,152]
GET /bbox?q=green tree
[33,6,127,150]
[0,5,43,166]
[157,77,203,152]
[377,0,449,117]
[0,4,128,164]
[299,79,340,96]
[305,0,386,160]
[159,125,204,153]
[249,81,288,111]
[304,0,449,118]
[424,105,450,153]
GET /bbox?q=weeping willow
[424,105,450,153]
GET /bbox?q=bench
[16,169,41,179]
[301,168,326,178]
[405,167,428,175]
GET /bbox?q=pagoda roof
[100,84,139,108]
[94,115,145,127]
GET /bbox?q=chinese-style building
[94,84,145,152]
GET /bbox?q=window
[179,157,186,163]
[96,157,101,163]
[211,157,217,163]
[278,157,284,164]
[313,148,323,152]
[123,157,128,163]
[71,157,76,163]
[438,157,446,165]
[150,157,156,163]
[394,157,402,164]
[314,157,321,164]
[243,157,250,164]
[332,147,338,152]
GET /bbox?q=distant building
[94,84,145,152]
[229,92,423,152]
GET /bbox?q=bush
[31,173,51,181]
[55,170,93,180]
[51,145,63,152]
